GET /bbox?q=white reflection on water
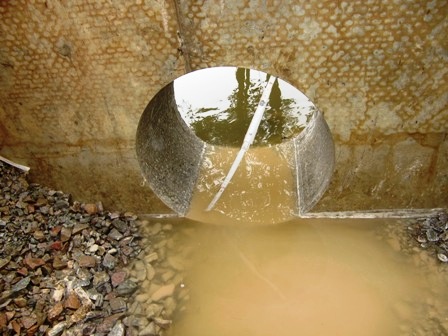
[174,67,315,146]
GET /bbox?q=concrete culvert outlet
[136,67,335,224]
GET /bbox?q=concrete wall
[0,0,447,213]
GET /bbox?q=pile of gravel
[0,161,180,335]
[408,211,448,263]
[1,158,445,336]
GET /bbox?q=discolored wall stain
[0,0,446,212]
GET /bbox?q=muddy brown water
[175,66,327,225]
[186,144,297,225]
[155,218,448,336]
[140,67,448,335]
[138,138,448,335]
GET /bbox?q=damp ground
[2,161,447,335]
[137,217,448,336]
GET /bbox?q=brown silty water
[186,144,297,225]
[137,150,448,335]
[135,67,448,335]
[167,142,448,335]
[146,218,448,336]
[176,67,315,225]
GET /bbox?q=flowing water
[186,144,297,225]
[174,66,326,225]
[138,66,448,335]
[162,219,448,336]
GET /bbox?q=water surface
[164,219,448,336]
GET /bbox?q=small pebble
[437,253,448,263]
[108,321,125,336]
[116,279,138,296]
[0,162,181,336]
[78,255,97,268]
[139,322,158,336]
[109,297,127,313]
[102,253,116,270]
[151,284,175,302]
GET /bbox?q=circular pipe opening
[174,66,315,147]
[136,67,335,224]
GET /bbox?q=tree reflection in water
[179,67,314,147]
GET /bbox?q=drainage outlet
[136,67,335,224]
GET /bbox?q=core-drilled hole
[174,66,316,147]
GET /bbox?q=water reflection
[175,67,315,146]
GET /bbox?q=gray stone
[108,228,124,241]
[153,317,172,329]
[93,271,110,287]
[0,162,181,336]
[47,321,67,336]
[116,279,138,296]
[139,322,158,336]
[144,252,159,264]
[146,264,156,281]
[167,256,185,271]
[108,321,125,336]
[163,296,177,316]
[144,303,163,318]
[76,268,93,285]
[426,229,439,242]
[53,200,69,210]
[78,255,97,268]
[109,297,127,313]
[12,276,30,292]
[151,284,175,301]
[102,253,116,270]
[112,219,128,234]
[72,223,89,235]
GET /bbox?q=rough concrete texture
[0,0,447,212]
[137,86,333,218]
[136,83,205,215]
[294,110,335,214]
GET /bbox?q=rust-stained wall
[0,0,447,213]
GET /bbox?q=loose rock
[110,297,127,313]
[48,321,67,336]
[65,291,81,310]
[48,302,64,321]
[409,211,448,263]
[108,321,125,336]
[0,162,182,336]
[11,276,30,292]
[116,279,138,296]
[111,271,127,287]
[24,257,45,270]
[79,255,97,268]
[139,322,158,336]
[151,284,175,302]
[103,253,116,270]
[84,203,98,215]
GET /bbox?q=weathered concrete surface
[0,0,184,212]
[136,83,205,215]
[0,0,447,212]
[314,132,448,211]
[136,81,334,220]
[293,110,335,214]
